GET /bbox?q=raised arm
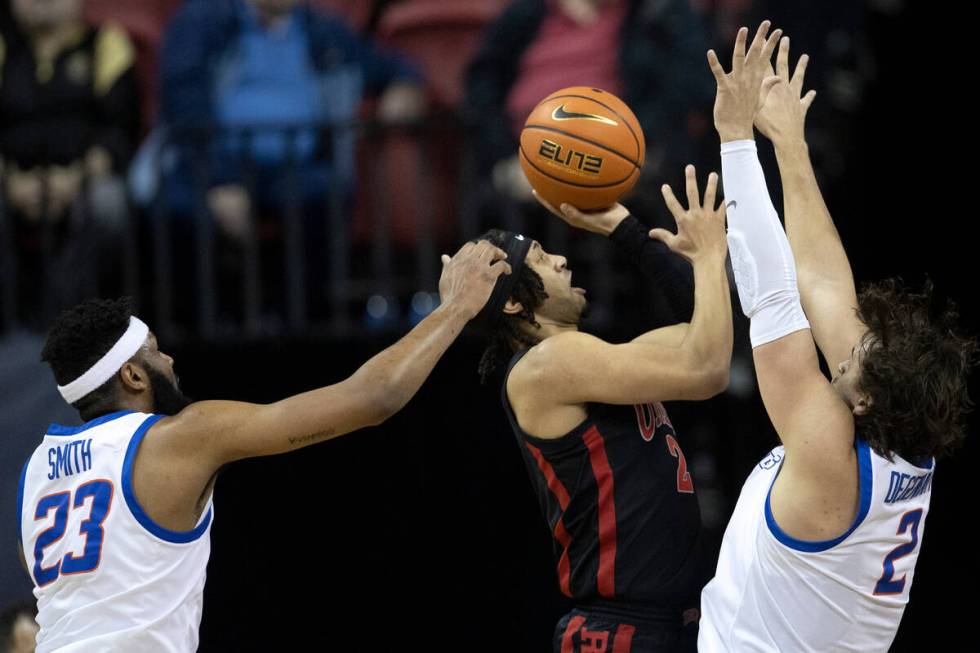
[755,38,867,369]
[518,166,732,406]
[709,23,857,503]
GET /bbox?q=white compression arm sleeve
[721,139,810,348]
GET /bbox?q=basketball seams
[522,124,640,169]
[540,93,642,161]
[519,145,638,189]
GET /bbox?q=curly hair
[476,230,549,384]
[40,297,134,420]
[855,279,977,462]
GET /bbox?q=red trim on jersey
[525,442,571,509]
[583,425,618,599]
[612,623,636,652]
[525,441,574,597]
[560,615,587,653]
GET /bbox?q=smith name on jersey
[18,410,213,653]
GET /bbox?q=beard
[147,367,193,416]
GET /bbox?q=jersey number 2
[33,479,114,587]
[665,434,694,494]
[874,509,922,595]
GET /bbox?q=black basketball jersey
[502,348,705,607]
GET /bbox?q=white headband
[57,316,150,404]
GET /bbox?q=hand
[707,21,783,142]
[532,190,629,236]
[438,241,512,320]
[207,184,252,240]
[492,155,534,203]
[755,37,816,146]
[650,165,726,264]
[377,83,427,124]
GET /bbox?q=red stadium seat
[348,1,507,250]
[377,0,507,108]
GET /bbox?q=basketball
[519,86,645,211]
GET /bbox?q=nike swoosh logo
[551,104,618,126]
[726,200,737,210]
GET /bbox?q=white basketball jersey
[17,410,213,653]
[700,438,933,652]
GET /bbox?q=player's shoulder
[513,331,603,381]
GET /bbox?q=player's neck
[534,319,579,340]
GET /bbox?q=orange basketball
[519,87,645,211]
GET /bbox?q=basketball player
[475,164,732,652]
[16,241,510,651]
[697,23,976,651]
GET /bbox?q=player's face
[144,332,179,387]
[523,240,587,324]
[141,332,192,415]
[831,334,873,415]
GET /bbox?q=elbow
[704,365,730,398]
[365,384,406,426]
[689,364,730,400]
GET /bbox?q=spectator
[0,602,38,653]
[0,0,140,324]
[159,0,427,241]
[465,0,713,204]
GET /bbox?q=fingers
[452,240,476,258]
[706,49,726,84]
[761,27,782,62]
[441,254,451,267]
[661,183,684,220]
[731,27,748,73]
[558,203,588,223]
[482,244,508,264]
[703,172,719,211]
[684,165,700,210]
[801,89,817,115]
[750,20,771,50]
[489,260,513,279]
[776,36,790,81]
[791,53,810,94]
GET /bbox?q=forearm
[679,257,732,379]
[774,140,856,292]
[349,303,470,416]
[610,215,694,323]
[721,139,810,348]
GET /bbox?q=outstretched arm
[755,37,867,370]
[150,242,511,468]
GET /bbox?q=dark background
[3,1,976,651]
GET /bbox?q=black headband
[471,231,532,335]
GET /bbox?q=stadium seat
[377,0,507,108]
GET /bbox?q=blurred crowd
[0,0,878,335]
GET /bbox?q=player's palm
[755,38,816,144]
[650,166,727,264]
